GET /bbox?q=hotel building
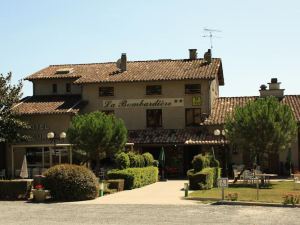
[1,49,299,177]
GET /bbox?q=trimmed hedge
[115,152,130,169]
[44,164,99,201]
[0,180,33,200]
[192,154,210,172]
[187,167,221,190]
[127,152,138,167]
[142,152,154,167]
[107,166,158,190]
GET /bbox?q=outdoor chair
[0,169,5,179]
[241,170,255,184]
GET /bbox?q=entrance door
[50,147,70,166]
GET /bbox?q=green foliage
[0,72,29,143]
[282,193,300,206]
[43,164,99,201]
[115,152,130,169]
[225,97,297,163]
[153,160,159,167]
[142,152,154,167]
[192,154,210,172]
[107,167,158,190]
[208,155,220,168]
[187,168,215,190]
[127,151,138,168]
[67,111,127,165]
[0,180,32,200]
[137,154,145,168]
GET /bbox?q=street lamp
[214,128,229,177]
[47,132,66,144]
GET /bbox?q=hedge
[187,167,221,190]
[0,180,33,200]
[107,166,158,190]
[115,152,130,169]
[44,164,99,201]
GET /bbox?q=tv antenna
[203,28,222,50]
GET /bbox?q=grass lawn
[189,181,300,203]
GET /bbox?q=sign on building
[192,96,201,106]
[103,98,184,108]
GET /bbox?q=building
[3,49,300,178]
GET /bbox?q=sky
[0,0,300,97]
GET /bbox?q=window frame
[99,86,114,97]
[146,85,162,95]
[185,108,202,127]
[185,84,201,94]
[146,109,162,128]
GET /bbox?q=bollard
[99,181,104,197]
[184,183,189,197]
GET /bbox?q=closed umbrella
[159,147,166,181]
[20,155,29,179]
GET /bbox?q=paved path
[70,180,197,205]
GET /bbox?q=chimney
[189,49,197,60]
[204,49,212,64]
[259,78,285,99]
[120,53,127,71]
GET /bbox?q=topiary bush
[192,154,209,172]
[142,152,154,167]
[107,167,158,189]
[137,154,145,168]
[115,152,130,169]
[127,151,138,168]
[187,167,215,190]
[43,164,99,201]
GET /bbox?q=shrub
[43,164,99,201]
[107,166,158,189]
[143,152,154,167]
[282,193,300,206]
[187,167,215,190]
[137,154,145,168]
[0,180,32,200]
[192,154,209,172]
[115,152,130,169]
[153,160,159,167]
[209,157,220,168]
[127,152,138,168]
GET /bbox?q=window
[185,108,201,126]
[52,84,57,93]
[185,84,201,94]
[146,85,162,95]
[146,109,162,128]
[102,110,114,115]
[99,87,114,96]
[66,83,71,93]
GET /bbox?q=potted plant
[32,184,49,202]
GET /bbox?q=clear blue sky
[1,0,299,97]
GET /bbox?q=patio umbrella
[20,155,28,179]
[158,147,166,181]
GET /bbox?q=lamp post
[47,132,66,167]
[214,129,228,177]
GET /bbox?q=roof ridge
[49,58,221,67]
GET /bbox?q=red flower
[35,184,44,190]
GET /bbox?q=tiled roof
[13,95,85,115]
[205,95,300,125]
[25,58,224,85]
[128,129,228,145]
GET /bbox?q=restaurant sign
[103,98,184,108]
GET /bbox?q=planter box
[32,189,50,202]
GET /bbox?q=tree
[67,111,127,168]
[225,96,297,168]
[0,72,28,143]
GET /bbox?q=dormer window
[55,68,74,75]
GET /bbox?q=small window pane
[185,108,202,126]
[185,84,201,94]
[146,85,162,95]
[52,84,57,93]
[99,87,114,96]
[66,83,71,93]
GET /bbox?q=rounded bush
[127,152,138,168]
[137,154,145,167]
[192,154,209,172]
[142,152,154,167]
[43,164,99,201]
[152,160,159,167]
[115,152,130,169]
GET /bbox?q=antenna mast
[203,28,222,50]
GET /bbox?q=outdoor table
[255,173,278,185]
